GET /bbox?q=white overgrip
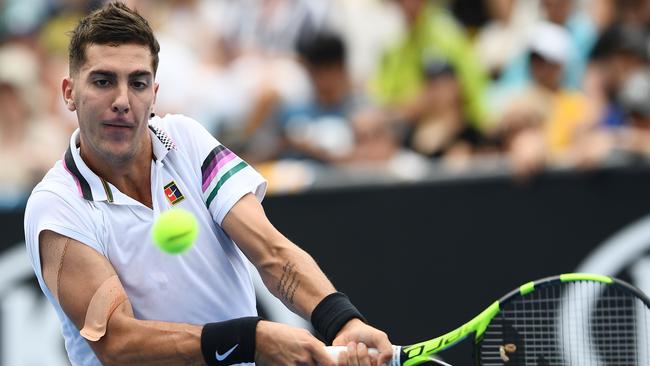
[324,345,454,366]
[324,345,402,366]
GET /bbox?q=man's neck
[80,135,154,208]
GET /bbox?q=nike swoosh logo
[167,192,175,198]
[215,344,238,361]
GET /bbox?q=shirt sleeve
[170,115,267,225]
[24,189,106,281]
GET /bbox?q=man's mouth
[103,119,135,128]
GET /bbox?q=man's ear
[62,77,76,111]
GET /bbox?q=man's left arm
[221,193,392,365]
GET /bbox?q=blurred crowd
[0,0,649,202]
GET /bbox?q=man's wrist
[200,316,261,365]
[311,292,367,344]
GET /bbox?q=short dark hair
[296,32,346,68]
[68,1,160,75]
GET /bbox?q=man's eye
[131,81,148,89]
[94,80,111,87]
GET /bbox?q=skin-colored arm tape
[80,274,128,342]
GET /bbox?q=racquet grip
[324,345,402,365]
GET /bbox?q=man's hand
[332,319,392,366]
[255,321,335,366]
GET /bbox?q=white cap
[528,21,571,65]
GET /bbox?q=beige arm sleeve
[80,275,128,341]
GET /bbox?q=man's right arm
[39,229,205,366]
[38,229,338,366]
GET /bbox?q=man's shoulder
[150,113,219,157]
[150,113,206,137]
[27,161,88,210]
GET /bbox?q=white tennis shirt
[24,114,267,366]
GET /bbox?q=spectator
[586,24,649,129]
[369,0,489,129]
[403,59,489,162]
[573,67,650,168]
[615,68,650,157]
[0,43,67,205]
[474,0,538,80]
[495,22,595,176]
[542,0,599,89]
[352,106,433,182]
[493,0,600,97]
[280,32,362,163]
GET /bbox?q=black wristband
[311,292,367,344]
[200,316,261,366]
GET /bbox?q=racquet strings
[478,280,650,365]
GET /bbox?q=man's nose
[111,84,130,114]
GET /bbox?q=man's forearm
[220,193,337,321]
[92,307,204,366]
[257,239,336,319]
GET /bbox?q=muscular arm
[39,230,204,366]
[221,193,336,318]
[222,194,393,366]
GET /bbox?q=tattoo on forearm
[277,261,301,304]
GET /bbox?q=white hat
[528,21,571,65]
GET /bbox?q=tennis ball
[151,208,199,254]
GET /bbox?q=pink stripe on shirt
[201,152,237,192]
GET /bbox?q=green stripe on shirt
[205,161,248,208]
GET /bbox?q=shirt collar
[148,119,177,161]
[63,123,176,202]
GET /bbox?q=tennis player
[23,2,392,365]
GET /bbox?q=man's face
[397,0,426,25]
[63,43,158,164]
[308,63,348,106]
[541,0,573,24]
[530,55,563,91]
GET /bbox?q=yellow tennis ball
[151,208,199,254]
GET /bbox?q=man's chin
[99,144,139,165]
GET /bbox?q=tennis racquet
[325,273,650,365]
